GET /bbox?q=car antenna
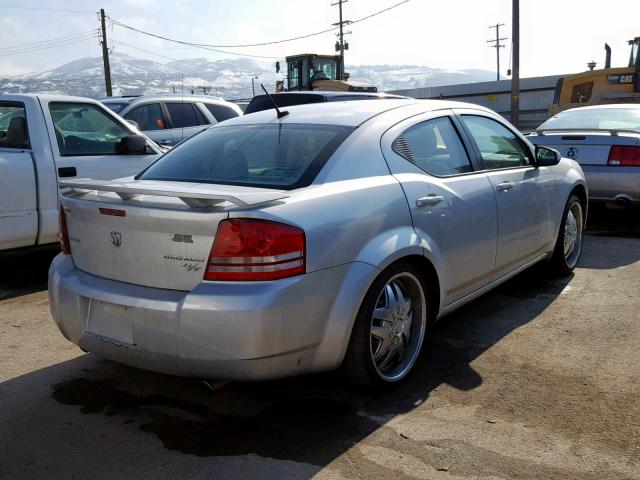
[260,84,288,119]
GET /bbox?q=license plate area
[86,300,134,346]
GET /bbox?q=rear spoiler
[59,178,288,208]
[534,128,640,137]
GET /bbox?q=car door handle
[416,195,444,207]
[58,167,77,178]
[496,182,514,192]
[158,140,173,145]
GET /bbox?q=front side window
[0,102,29,149]
[125,103,166,131]
[138,123,353,189]
[49,102,131,156]
[461,115,533,170]
[166,102,207,128]
[392,116,472,176]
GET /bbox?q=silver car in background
[49,100,587,389]
[101,94,242,147]
[529,104,640,208]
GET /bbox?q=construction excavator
[274,53,377,93]
[549,36,640,115]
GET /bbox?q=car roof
[266,91,410,99]
[100,94,230,105]
[0,93,106,104]
[221,98,495,128]
[561,103,640,113]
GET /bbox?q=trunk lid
[529,131,640,166]
[60,179,288,291]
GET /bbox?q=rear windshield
[244,94,324,114]
[137,123,354,189]
[540,108,640,131]
[102,102,129,113]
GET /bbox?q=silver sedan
[49,99,587,389]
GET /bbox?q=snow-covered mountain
[0,53,494,99]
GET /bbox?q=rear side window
[138,123,354,189]
[204,103,239,122]
[392,117,472,176]
[166,103,207,128]
[102,102,129,113]
[125,103,166,131]
[49,102,131,156]
[461,115,533,170]
[0,102,30,149]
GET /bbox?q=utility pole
[510,0,520,128]
[487,23,507,82]
[100,8,112,97]
[332,0,351,79]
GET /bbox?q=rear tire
[548,195,584,276]
[342,261,428,391]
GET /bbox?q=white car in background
[101,95,242,146]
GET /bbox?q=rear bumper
[582,165,640,204]
[48,254,377,380]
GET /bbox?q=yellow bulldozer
[550,36,640,115]
[275,53,377,93]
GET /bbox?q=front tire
[548,195,584,275]
[342,262,428,391]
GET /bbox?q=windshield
[539,108,640,131]
[102,102,129,114]
[138,123,354,189]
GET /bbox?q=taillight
[59,205,71,255]
[608,145,640,166]
[204,219,305,281]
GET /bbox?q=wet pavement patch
[52,377,379,465]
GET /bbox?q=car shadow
[0,245,59,301]
[580,204,640,269]
[1,267,572,478]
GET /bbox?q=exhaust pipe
[605,43,612,69]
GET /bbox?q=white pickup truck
[0,94,163,251]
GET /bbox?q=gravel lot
[1,208,638,480]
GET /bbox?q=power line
[0,4,94,14]
[107,0,412,52]
[110,18,338,49]
[0,34,98,57]
[0,30,99,53]
[350,0,410,25]
[487,23,507,81]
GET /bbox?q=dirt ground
[0,207,638,480]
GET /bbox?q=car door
[0,101,37,249]
[457,111,554,279]
[45,100,159,180]
[164,102,210,144]
[381,111,498,306]
[123,102,172,147]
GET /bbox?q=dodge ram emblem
[110,231,122,247]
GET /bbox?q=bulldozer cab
[284,54,343,91]
[550,37,640,116]
[278,53,377,93]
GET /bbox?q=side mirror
[126,119,140,129]
[116,135,148,155]
[536,146,561,166]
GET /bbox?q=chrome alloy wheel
[369,272,427,382]
[563,201,583,268]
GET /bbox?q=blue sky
[1,0,638,78]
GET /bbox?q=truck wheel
[548,195,584,276]
[342,262,428,391]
